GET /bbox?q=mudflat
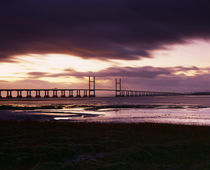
[1,120,210,170]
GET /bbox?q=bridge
[0,76,180,99]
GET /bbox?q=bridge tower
[89,76,95,97]
[115,78,122,97]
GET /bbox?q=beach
[1,96,210,125]
[1,121,210,169]
[1,96,210,169]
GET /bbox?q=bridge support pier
[61,90,66,98]
[17,90,22,98]
[126,91,129,97]
[76,90,81,97]
[26,90,32,98]
[83,90,87,97]
[35,90,41,98]
[69,90,73,97]
[6,90,12,98]
[53,90,58,98]
[44,90,49,98]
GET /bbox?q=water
[1,95,210,125]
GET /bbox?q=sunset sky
[1,0,210,92]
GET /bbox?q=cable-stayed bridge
[0,76,181,99]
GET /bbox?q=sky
[1,0,210,92]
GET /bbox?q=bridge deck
[0,88,177,93]
[0,88,181,99]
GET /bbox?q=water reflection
[9,107,210,126]
[1,96,210,125]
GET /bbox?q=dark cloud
[0,0,210,61]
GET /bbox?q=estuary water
[1,95,210,125]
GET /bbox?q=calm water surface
[1,95,210,125]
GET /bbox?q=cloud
[28,66,173,78]
[120,75,210,92]
[0,0,210,61]
[27,72,49,78]
[0,79,70,89]
[77,67,173,78]
[0,80,8,83]
[28,66,205,79]
[23,66,210,92]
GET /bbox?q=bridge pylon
[89,76,95,97]
[115,78,122,97]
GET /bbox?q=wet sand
[1,120,210,169]
[2,104,210,125]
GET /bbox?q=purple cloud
[24,66,210,92]
[0,0,210,61]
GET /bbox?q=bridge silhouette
[0,76,180,99]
